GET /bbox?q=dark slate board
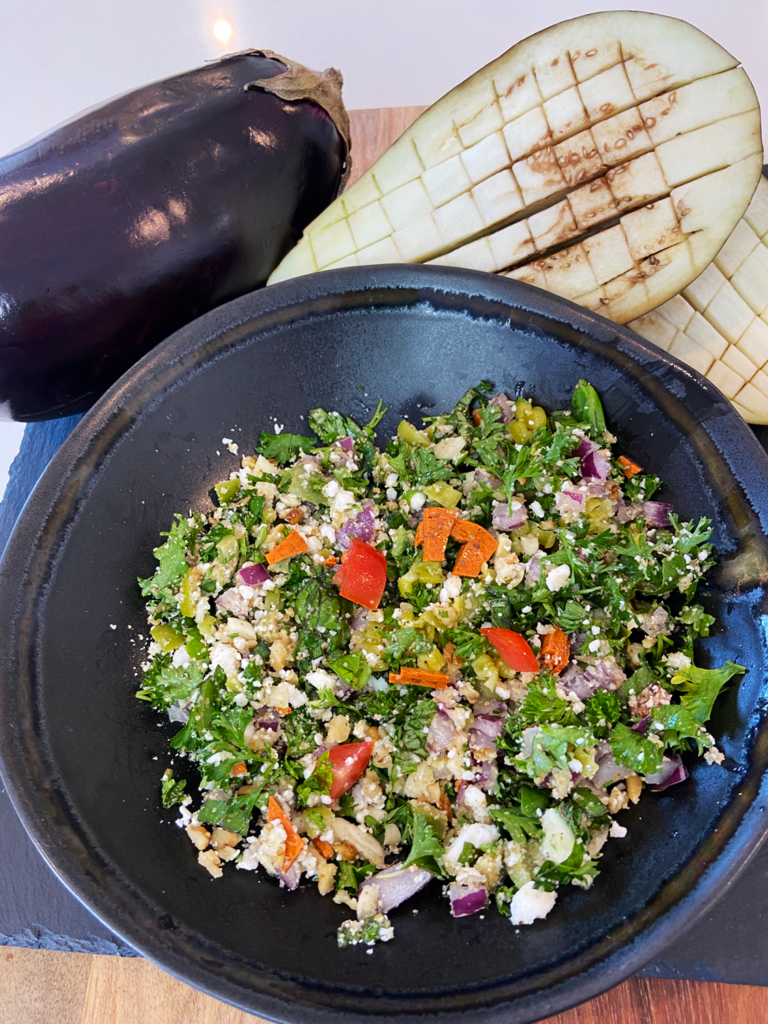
[1,415,767,982]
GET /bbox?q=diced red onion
[631,716,650,735]
[337,504,375,550]
[643,501,673,528]
[349,607,369,631]
[555,489,584,516]
[238,563,271,587]
[615,501,642,524]
[471,760,498,792]
[474,699,508,720]
[559,659,627,700]
[492,500,527,531]
[475,468,502,488]
[427,708,458,755]
[357,863,432,917]
[275,860,302,890]
[592,749,633,788]
[645,754,689,791]
[490,393,515,423]
[215,587,252,616]
[574,436,610,481]
[337,436,355,452]
[449,885,487,917]
[525,553,543,585]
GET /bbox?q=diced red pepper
[388,667,449,689]
[327,740,374,801]
[333,537,387,610]
[480,627,539,673]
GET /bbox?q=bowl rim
[2,263,768,1024]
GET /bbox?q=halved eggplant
[0,50,349,420]
[630,175,768,423]
[269,12,762,330]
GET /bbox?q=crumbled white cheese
[545,564,571,592]
[509,882,557,926]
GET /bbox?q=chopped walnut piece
[186,823,211,851]
[198,849,223,878]
[210,827,241,849]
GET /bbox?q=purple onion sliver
[643,501,673,528]
[449,885,487,918]
[275,860,302,891]
[490,393,515,423]
[474,699,508,720]
[427,708,458,755]
[492,500,527,531]
[631,716,650,735]
[357,863,432,917]
[582,450,611,481]
[337,505,376,550]
[651,762,690,792]
[215,588,252,616]
[525,552,542,585]
[349,607,369,631]
[238,563,271,587]
[337,436,355,452]
[645,754,688,790]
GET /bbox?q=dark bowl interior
[2,265,768,1024]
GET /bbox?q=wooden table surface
[3,104,767,1024]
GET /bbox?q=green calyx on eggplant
[0,50,350,420]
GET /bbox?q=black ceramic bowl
[2,265,768,1024]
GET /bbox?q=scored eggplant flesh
[269,11,762,329]
[630,177,768,423]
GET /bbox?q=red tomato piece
[333,537,387,610]
[328,740,374,801]
[480,627,539,673]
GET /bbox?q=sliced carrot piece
[618,456,643,478]
[231,761,248,777]
[449,519,497,577]
[266,528,308,565]
[267,796,304,870]
[314,838,334,860]
[324,555,339,566]
[414,507,459,562]
[452,540,488,577]
[539,627,571,675]
[450,519,498,560]
[389,667,449,689]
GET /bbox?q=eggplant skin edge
[0,52,347,421]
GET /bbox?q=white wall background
[1,0,766,496]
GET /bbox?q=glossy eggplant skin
[0,53,347,420]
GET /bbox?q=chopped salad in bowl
[137,380,743,948]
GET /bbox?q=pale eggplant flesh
[0,51,348,420]
[630,173,768,423]
[270,11,762,335]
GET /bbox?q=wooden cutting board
[1,105,766,1024]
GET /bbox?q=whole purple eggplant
[0,50,349,420]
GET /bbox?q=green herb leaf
[327,652,372,691]
[609,722,663,776]
[672,660,745,723]
[403,811,445,871]
[136,654,203,711]
[160,770,187,808]
[257,432,314,465]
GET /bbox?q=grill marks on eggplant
[630,177,768,423]
[270,12,762,329]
